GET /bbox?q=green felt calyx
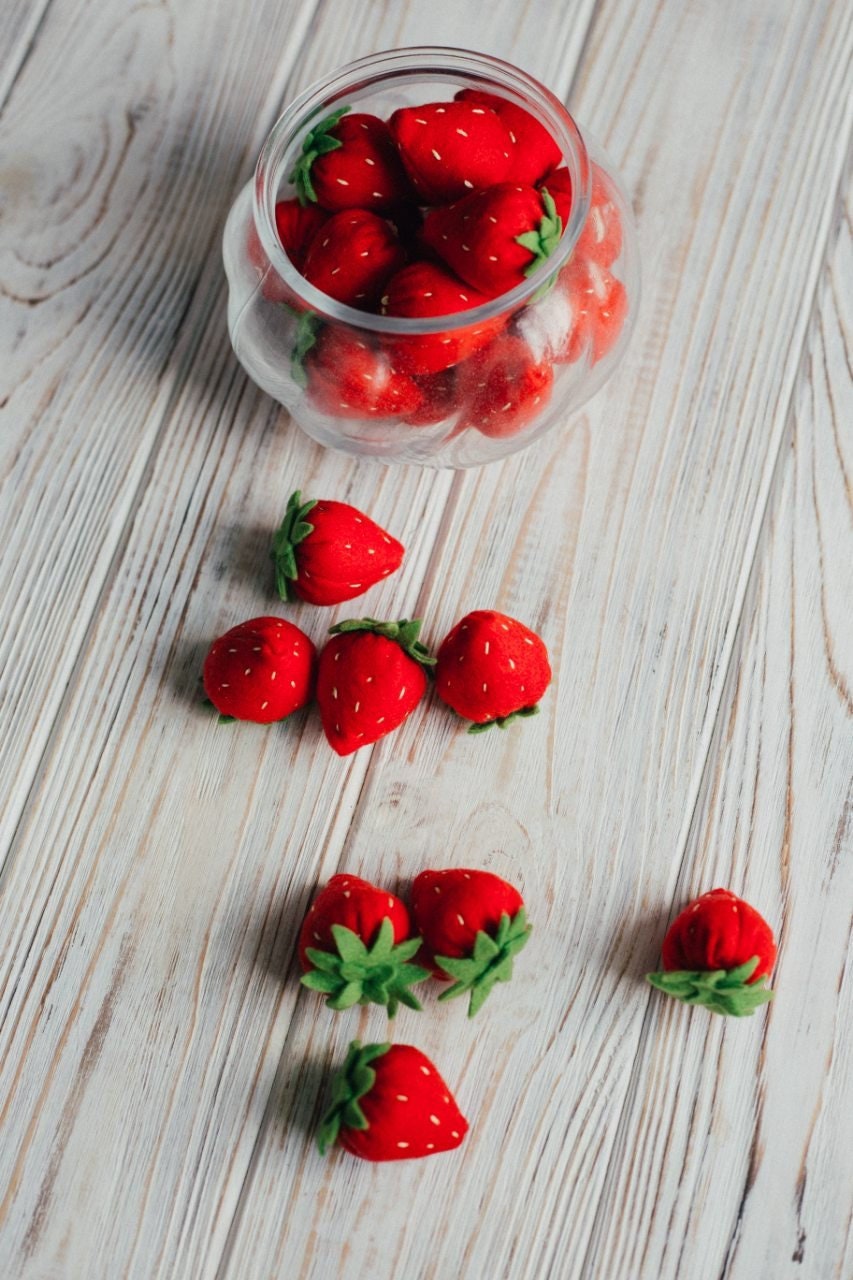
[302,918,431,1016]
[646,957,774,1017]
[330,618,436,668]
[317,1039,390,1155]
[468,705,540,735]
[289,105,350,204]
[271,489,318,601]
[517,189,563,278]
[289,310,322,390]
[436,909,532,1017]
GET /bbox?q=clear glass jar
[222,47,639,468]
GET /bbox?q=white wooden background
[1,0,851,1276]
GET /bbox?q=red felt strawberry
[202,617,316,724]
[558,260,628,365]
[299,875,430,1015]
[318,1040,468,1161]
[574,162,623,267]
[435,609,551,730]
[647,888,776,1016]
[459,334,553,438]
[388,100,513,203]
[301,209,405,308]
[379,260,503,376]
[271,489,404,606]
[272,198,330,269]
[539,165,572,227]
[422,184,563,297]
[456,88,561,186]
[304,326,423,420]
[290,107,412,212]
[316,618,434,755]
[411,868,532,1016]
[404,368,464,426]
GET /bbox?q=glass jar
[222,47,639,468]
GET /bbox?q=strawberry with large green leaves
[290,106,413,212]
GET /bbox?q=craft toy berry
[435,610,551,731]
[647,888,777,1016]
[456,87,561,186]
[299,875,429,1015]
[271,490,404,606]
[272,198,330,270]
[303,325,423,420]
[290,107,412,212]
[558,260,628,365]
[202,617,315,724]
[411,868,532,1016]
[573,162,623,267]
[318,1040,468,1161]
[459,334,554,438]
[301,209,405,308]
[380,260,502,375]
[316,618,434,755]
[388,100,514,203]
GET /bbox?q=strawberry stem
[646,957,774,1016]
[317,1040,390,1155]
[271,490,318,601]
[289,105,350,204]
[435,910,532,1017]
[468,705,540,734]
[329,618,437,667]
[301,918,431,1016]
[517,188,563,278]
[290,311,322,389]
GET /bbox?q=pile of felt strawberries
[252,90,627,437]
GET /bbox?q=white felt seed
[220,683,229,689]
[314,931,322,941]
[372,191,383,198]
[365,157,375,166]
[388,896,394,908]
[261,701,268,710]
[335,723,341,733]
[459,293,468,301]
[426,1143,434,1150]
[733,904,738,912]
[290,680,296,688]
[423,291,433,298]
[336,178,349,186]
[472,108,485,114]
[415,117,427,124]
[456,128,468,137]
[430,1114,440,1125]
[322,237,329,247]
[524,637,534,645]
[451,1130,460,1139]
[340,403,349,409]
[443,1092,451,1100]
[366,676,373,683]
[488,215,497,224]
[482,682,488,692]
[355,517,363,523]
[244,668,251,675]
[343,890,350,898]
[501,623,509,631]
[534,396,541,405]
[377,716,385,724]
[520,685,525,692]
[360,250,370,257]
[421,1065,430,1074]
[431,148,442,160]
[509,130,517,144]
[349,583,362,589]
[397,1142,409,1149]
[458,655,464,662]
[354,702,360,712]
[441,233,448,240]
[488,254,498,261]
[484,641,490,654]
[463,180,474,188]
[461,243,470,251]
[397,1094,408,1102]
[383,535,391,543]
[399,687,406,698]
[332,687,338,699]
[456,913,465,926]
[228,647,237,653]
[509,658,515,670]
[271,671,277,680]
[334,652,341,662]
[330,267,340,275]
[502,402,512,411]
[381,295,389,305]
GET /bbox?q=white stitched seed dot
[349,583,362,589]
[366,676,373,683]
[502,402,512,411]
[244,668,251,675]
[463,180,474,188]
[354,517,363,523]
[377,716,385,724]
[332,687,338,699]
[261,700,268,709]
[343,890,350,898]
[430,1114,440,1125]
[271,671,277,680]
[426,1142,434,1150]
[365,157,375,166]
[290,680,296,688]
[314,931,322,941]
[431,148,442,160]
[488,254,498,261]
[421,1065,430,1075]
[520,685,525,692]
[388,896,394,908]
[509,658,516,670]
[456,128,468,137]
[220,683,229,689]
[331,267,340,275]
[335,723,341,733]
[415,117,427,125]
[457,913,465,926]
[459,293,468,301]
[228,647,237,653]
[461,243,470,251]
[354,701,360,712]
[397,1141,409,1149]
[436,108,445,113]
[423,291,433,298]
[451,1130,459,1139]
[360,250,370,257]
[509,130,517,143]
[484,641,490,654]
[372,191,383,198]
[524,637,534,645]
[336,178,349,186]
[334,652,341,662]
[483,681,488,692]
[322,237,329,247]
[398,686,406,698]
[458,655,464,662]
[397,1094,408,1102]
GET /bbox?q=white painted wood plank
[0,0,52,108]
[580,184,853,1280]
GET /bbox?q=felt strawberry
[316,618,434,755]
[435,609,551,730]
[301,209,405,308]
[558,260,628,365]
[538,165,572,227]
[318,1040,468,1161]
[202,616,315,723]
[574,162,623,267]
[422,184,563,297]
[411,868,532,1016]
[304,326,423,420]
[379,260,503,376]
[388,100,513,203]
[299,875,430,1015]
[456,88,562,186]
[647,888,776,1016]
[290,107,412,212]
[404,368,464,426]
[272,198,330,269]
[272,489,404,606]
[459,334,553,438]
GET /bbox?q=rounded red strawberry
[318,1041,468,1161]
[380,260,504,376]
[404,368,464,427]
[388,100,513,203]
[299,875,429,1015]
[271,490,404,606]
[290,107,413,212]
[459,334,553,438]
[411,868,532,1016]
[422,184,563,297]
[456,88,562,186]
[202,616,316,723]
[558,260,628,365]
[435,609,551,730]
[304,326,423,420]
[316,618,434,755]
[574,162,623,267]
[272,198,330,270]
[647,888,776,1016]
[301,209,405,308]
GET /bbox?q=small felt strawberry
[647,888,776,1017]
[411,868,532,1016]
[435,609,552,730]
[316,618,434,755]
[456,88,562,186]
[299,875,430,1015]
[574,162,623,267]
[422,184,563,297]
[272,198,330,269]
[290,107,412,212]
[379,260,503,376]
[202,617,316,723]
[558,260,628,365]
[318,1040,468,1161]
[538,165,572,227]
[404,368,464,426]
[459,334,553,438]
[271,490,404,606]
[301,209,405,308]
[388,100,513,203]
[304,326,423,420]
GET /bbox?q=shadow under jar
[223,47,640,468]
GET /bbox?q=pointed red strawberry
[422,184,563,296]
[272,198,330,269]
[647,889,776,1016]
[304,326,423,420]
[459,334,553,438]
[574,162,623,267]
[538,165,572,227]
[411,868,532,1016]
[435,609,551,730]
[271,489,404,606]
[558,260,628,365]
[301,209,405,308]
[456,88,561,186]
[290,107,413,212]
[316,618,434,756]
[202,617,316,723]
[404,367,464,426]
[299,875,430,1015]
[388,100,513,203]
[379,260,504,376]
[318,1040,468,1161]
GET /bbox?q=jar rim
[253,46,591,336]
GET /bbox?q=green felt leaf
[217,713,236,724]
[270,488,319,601]
[290,311,322,390]
[300,970,341,994]
[327,981,363,1011]
[329,617,436,667]
[301,920,430,1015]
[518,187,564,279]
[435,909,532,1017]
[330,923,369,963]
[646,957,774,1016]
[289,105,350,205]
[468,705,541,734]
[317,1039,390,1154]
